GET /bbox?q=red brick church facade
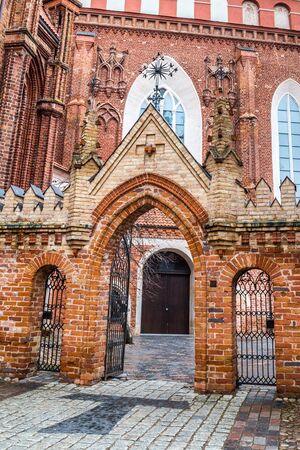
[0,0,300,395]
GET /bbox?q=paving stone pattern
[224,387,281,450]
[0,376,248,450]
[0,335,299,449]
[124,335,194,384]
[279,398,300,449]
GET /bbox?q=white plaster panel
[211,0,228,22]
[177,0,194,18]
[106,0,125,11]
[141,0,160,15]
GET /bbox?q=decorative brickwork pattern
[0,106,299,396]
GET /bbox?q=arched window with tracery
[274,4,290,29]
[243,1,259,26]
[11,57,44,188]
[140,88,185,142]
[277,94,300,195]
[272,80,300,199]
[123,56,202,162]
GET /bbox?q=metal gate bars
[38,269,66,372]
[104,231,132,379]
[236,269,276,386]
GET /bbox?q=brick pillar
[39,0,81,188]
[0,0,42,188]
[236,47,259,187]
[63,34,96,170]
[0,48,33,188]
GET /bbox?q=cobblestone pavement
[124,335,194,383]
[0,376,300,449]
[0,335,299,449]
[224,387,281,450]
[0,376,248,450]
[279,398,300,449]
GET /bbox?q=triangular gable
[90,105,210,207]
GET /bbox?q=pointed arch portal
[89,174,207,384]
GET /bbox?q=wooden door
[141,252,190,334]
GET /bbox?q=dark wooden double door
[141,252,190,335]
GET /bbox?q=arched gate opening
[104,230,132,379]
[235,269,276,386]
[38,268,66,372]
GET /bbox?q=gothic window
[274,4,290,29]
[123,56,202,162]
[277,94,300,197]
[211,0,228,22]
[243,1,259,26]
[140,88,185,142]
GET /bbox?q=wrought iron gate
[104,231,132,379]
[236,269,276,386]
[38,269,66,372]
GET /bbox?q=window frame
[272,79,300,199]
[123,55,202,163]
[139,86,186,143]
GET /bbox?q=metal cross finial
[140,53,178,110]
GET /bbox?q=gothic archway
[82,175,208,388]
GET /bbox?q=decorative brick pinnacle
[208,97,238,161]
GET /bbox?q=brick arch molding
[219,253,287,289]
[23,251,75,284]
[90,175,208,261]
[82,175,208,385]
[92,173,208,224]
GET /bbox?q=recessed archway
[133,244,194,336]
[141,251,191,335]
[85,175,208,388]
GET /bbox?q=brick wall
[82,0,300,31]
[65,12,300,189]
[0,106,299,395]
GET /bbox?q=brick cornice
[44,0,81,13]
[75,10,300,51]
[4,28,38,57]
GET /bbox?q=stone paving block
[0,377,298,449]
